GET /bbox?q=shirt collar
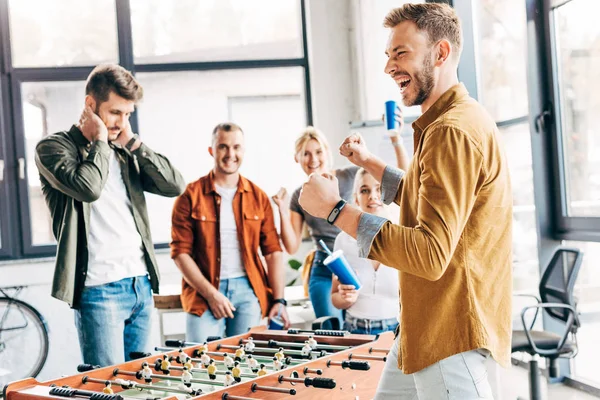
[203,170,251,195]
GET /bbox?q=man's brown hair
[383,3,462,59]
[85,64,143,103]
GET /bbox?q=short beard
[405,50,435,107]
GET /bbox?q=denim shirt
[35,125,186,308]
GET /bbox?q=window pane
[355,0,424,121]
[135,67,307,243]
[22,81,86,246]
[562,240,600,386]
[501,123,540,293]
[553,0,600,217]
[476,0,529,121]
[130,0,303,64]
[8,0,118,68]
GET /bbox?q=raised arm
[272,188,304,254]
[35,137,110,203]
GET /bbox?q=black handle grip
[207,336,222,342]
[129,351,151,360]
[341,360,371,371]
[77,364,100,372]
[89,394,123,400]
[165,339,186,348]
[309,377,336,389]
[49,388,77,397]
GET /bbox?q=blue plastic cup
[385,100,397,130]
[268,316,285,330]
[323,250,361,290]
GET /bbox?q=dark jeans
[309,250,343,330]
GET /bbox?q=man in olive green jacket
[35,64,185,366]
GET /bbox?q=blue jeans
[186,276,262,343]
[309,251,343,330]
[344,315,399,335]
[74,275,153,367]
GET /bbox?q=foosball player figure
[141,362,153,384]
[207,360,217,381]
[257,363,268,376]
[234,344,245,361]
[224,353,235,370]
[274,347,285,361]
[199,351,211,367]
[183,356,194,371]
[160,354,171,375]
[232,361,242,383]
[176,348,187,364]
[273,356,284,371]
[102,382,113,395]
[247,354,259,373]
[244,337,255,353]
[224,371,235,387]
[200,341,209,354]
[301,340,312,358]
[308,335,317,350]
[181,366,193,388]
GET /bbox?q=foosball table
[4,326,394,400]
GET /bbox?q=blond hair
[383,3,462,60]
[294,126,333,167]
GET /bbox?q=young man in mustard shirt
[299,3,512,399]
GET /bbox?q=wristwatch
[125,134,140,151]
[273,298,288,306]
[326,199,347,225]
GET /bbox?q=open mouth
[394,75,411,93]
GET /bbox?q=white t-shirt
[86,150,147,287]
[215,185,246,279]
[333,231,399,320]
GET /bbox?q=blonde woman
[331,168,399,335]
[273,123,408,329]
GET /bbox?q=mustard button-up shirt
[357,83,513,374]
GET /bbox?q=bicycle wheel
[0,298,49,387]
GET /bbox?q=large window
[0,0,310,259]
[553,0,600,218]
[352,0,424,122]
[475,0,539,294]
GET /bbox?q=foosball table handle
[309,377,336,389]
[77,364,101,372]
[165,339,186,348]
[129,351,151,360]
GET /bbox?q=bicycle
[0,286,49,388]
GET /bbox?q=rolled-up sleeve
[170,188,194,258]
[357,213,389,258]
[381,165,405,205]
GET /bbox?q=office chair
[511,247,583,400]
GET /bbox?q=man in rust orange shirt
[171,122,290,342]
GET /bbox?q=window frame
[0,0,313,260]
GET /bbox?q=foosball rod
[113,368,225,387]
[159,352,276,370]
[167,364,257,378]
[48,386,123,400]
[222,394,263,400]
[303,367,323,375]
[251,383,296,395]
[154,347,297,365]
[369,347,390,354]
[239,338,350,351]
[82,376,198,395]
[277,374,336,389]
[326,360,371,370]
[348,353,387,362]
[217,343,329,358]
